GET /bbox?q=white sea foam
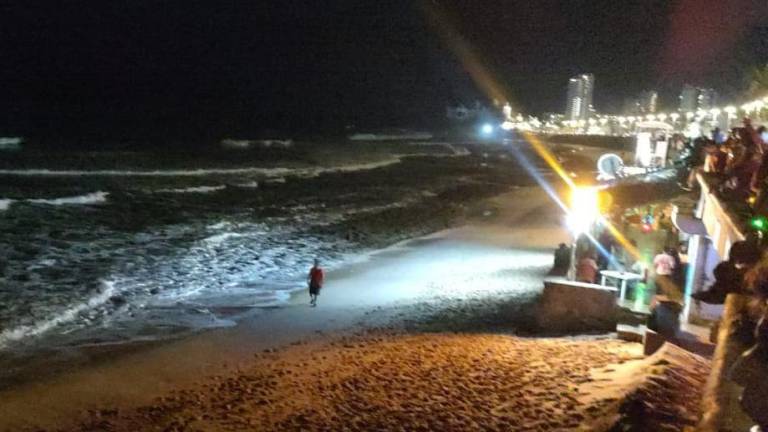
[0,199,14,211]
[208,221,233,230]
[155,185,226,194]
[0,280,116,348]
[235,181,259,188]
[202,232,243,245]
[28,191,109,206]
[0,167,295,177]
[0,158,405,178]
[0,150,470,179]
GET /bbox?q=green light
[750,216,768,231]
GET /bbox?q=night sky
[1,0,766,144]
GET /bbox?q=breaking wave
[28,191,109,206]
[0,280,117,349]
[155,185,226,194]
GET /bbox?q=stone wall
[536,279,619,333]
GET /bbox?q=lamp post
[670,113,680,129]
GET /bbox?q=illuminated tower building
[565,74,594,122]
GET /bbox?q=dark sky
[1,0,766,143]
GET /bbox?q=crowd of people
[682,120,768,207]
[548,117,768,429]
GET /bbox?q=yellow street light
[567,186,600,235]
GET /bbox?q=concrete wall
[536,279,619,333]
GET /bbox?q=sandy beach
[0,185,710,431]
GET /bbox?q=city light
[500,121,514,131]
[480,123,494,136]
[750,216,768,232]
[567,186,600,235]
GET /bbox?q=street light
[657,113,667,122]
[567,186,599,235]
[670,113,680,123]
[566,185,600,280]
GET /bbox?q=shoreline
[0,186,569,431]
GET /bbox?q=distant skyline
[1,0,766,143]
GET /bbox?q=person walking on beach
[307,258,324,307]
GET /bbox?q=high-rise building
[679,84,698,112]
[638,90,658,114]
[565,74,594,121]
[678,84,719,113]
[697,88,718,111]
[622,90,658,115]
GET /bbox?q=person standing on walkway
[307,258,324,307]
[653,248,678,300]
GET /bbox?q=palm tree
[748,64,768,97]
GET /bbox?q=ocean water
[0,181,358,350]
[0,142,543,352]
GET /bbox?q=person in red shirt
[307,259,324,307]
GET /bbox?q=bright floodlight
[567,186,599,234]
[481,123,494,136]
